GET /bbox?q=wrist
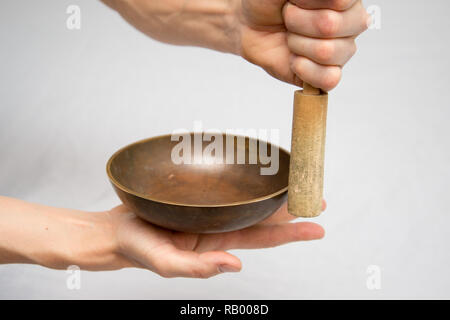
[0,196,128,270]
[216,0,242,55]
[45,209,135,271]
[48,210,122,270]
[102,0,242,55]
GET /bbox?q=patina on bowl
[107,133,289,233]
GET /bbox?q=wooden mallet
[288,82,328,217]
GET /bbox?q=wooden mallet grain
[288,82,328,217]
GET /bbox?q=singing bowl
[107,133,290,233]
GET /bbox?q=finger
[149,245,242,278]
[283,1,370,39]
[290,0,358,11]
[260,199,327,225]
[290,55,341,91]
[226,222,325,250]
[113,212,241,277]
[287,33,357,66]
[196,222,325,252]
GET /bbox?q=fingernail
[219,265,240,273]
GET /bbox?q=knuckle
[190,266,212,279]
[152,261,174,278]
[157,270,174,278]
[290,56,306,74]
[321,67,341,91]
[286,32,296,49]
[331,0,353,11]
[350,41,357,57]
[362,11,371,31]
[315,41,335,63]
[283,4,297,30]
[316,11,340,37]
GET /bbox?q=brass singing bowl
[107,133,289,233]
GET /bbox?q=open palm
[110,200,325,278]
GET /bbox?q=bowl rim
[106,133,290,208]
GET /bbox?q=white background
[0,0,449,299]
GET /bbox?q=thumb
[150,247,242,278]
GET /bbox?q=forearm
[101,0,240,54]
[0,196,129,270]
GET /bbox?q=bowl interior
[108,133,289,206]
